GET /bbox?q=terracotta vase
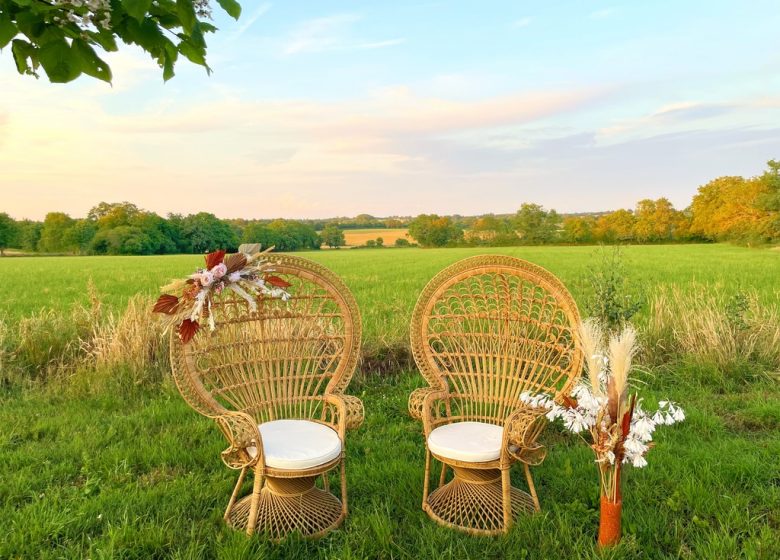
[597,495,622,547]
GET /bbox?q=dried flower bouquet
[521,319,684,546]
[151,248,291,343]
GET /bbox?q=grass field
[341,228,410,247]
[2,245,778,335]
[1,245,779,559]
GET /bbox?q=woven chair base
[424,467,535,535]
[226,475,344,540]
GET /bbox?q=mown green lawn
[1,245,779,559]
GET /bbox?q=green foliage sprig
[0,0,242,83]
[585,246,645,332]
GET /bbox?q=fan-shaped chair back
[171,255,361,424]
[410,255,583,425]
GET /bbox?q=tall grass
[89,294,168,386]
[643,284,780,376]
[2,281,778,391]
[1,289,166,389]
[1,247,778,389]
[85,281,779,387]
[0,318,10,380]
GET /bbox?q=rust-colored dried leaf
[205,250,226,270]
[621,394,635,436]
[178,319,200,344]
[152,294,180,315]
[562,395,578,409]
[607,377,618,424]
[265,275,291,289]
[224,253,247,274]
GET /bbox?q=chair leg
[224,467,248,521]
[323,471,330,493]
[422,448,432,508]
[523,463,541,512]
[438,461,447,488]
[501,467,513,532]
[245,466,264,536]
[340,458,348,517]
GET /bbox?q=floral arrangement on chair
[152,248,291,343]
[520,319,684,547]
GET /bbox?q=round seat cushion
[427,421,504,463]
[249,419,342,470]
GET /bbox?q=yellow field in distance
[341,228,411,247]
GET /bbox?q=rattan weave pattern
[409,255,583,535]
[169,254,363,539]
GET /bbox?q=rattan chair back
[411,255,583,426]
[171,255,361,424]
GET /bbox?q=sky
[2,0,780,221]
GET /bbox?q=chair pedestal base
[226,474,344,540]
[424,466,535,535]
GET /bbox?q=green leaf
[11,38,36,75]
[14,11,46,41]
[72,39,112,83]
[38,39,82,83]
[88,29,119,53]
[0,13,18,49]
[216,0,242,20]
[176,0,196,34]
[178,37,206,66]
[122,0,153,22]
[189,22,206,49]
[162,42,177,81]
[122,18,166,55]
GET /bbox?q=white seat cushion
[427,421,504,463]
[248,419,342,470]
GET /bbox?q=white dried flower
[630,414,656,443]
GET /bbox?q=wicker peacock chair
[169,255,364,539]
[408,255,583,535]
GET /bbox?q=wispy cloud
[282,14,404,55]
[232,2,272,39]
[589,8,614,20]
[3,69,779,219]
[600,101,741,139]
[283,14,360,54]
[652,102,734,122]
[512,17,532,28]
[353,38,406,50]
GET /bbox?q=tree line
[0,203,322,256]
[0,203,408,255]
[407,160,780,247]
[0,161,777,255]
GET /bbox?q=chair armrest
[324,393,364,440]
[408,387,446,420]
[214,411,263,470]
[408,387,450,436]
[502,406,549,465]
